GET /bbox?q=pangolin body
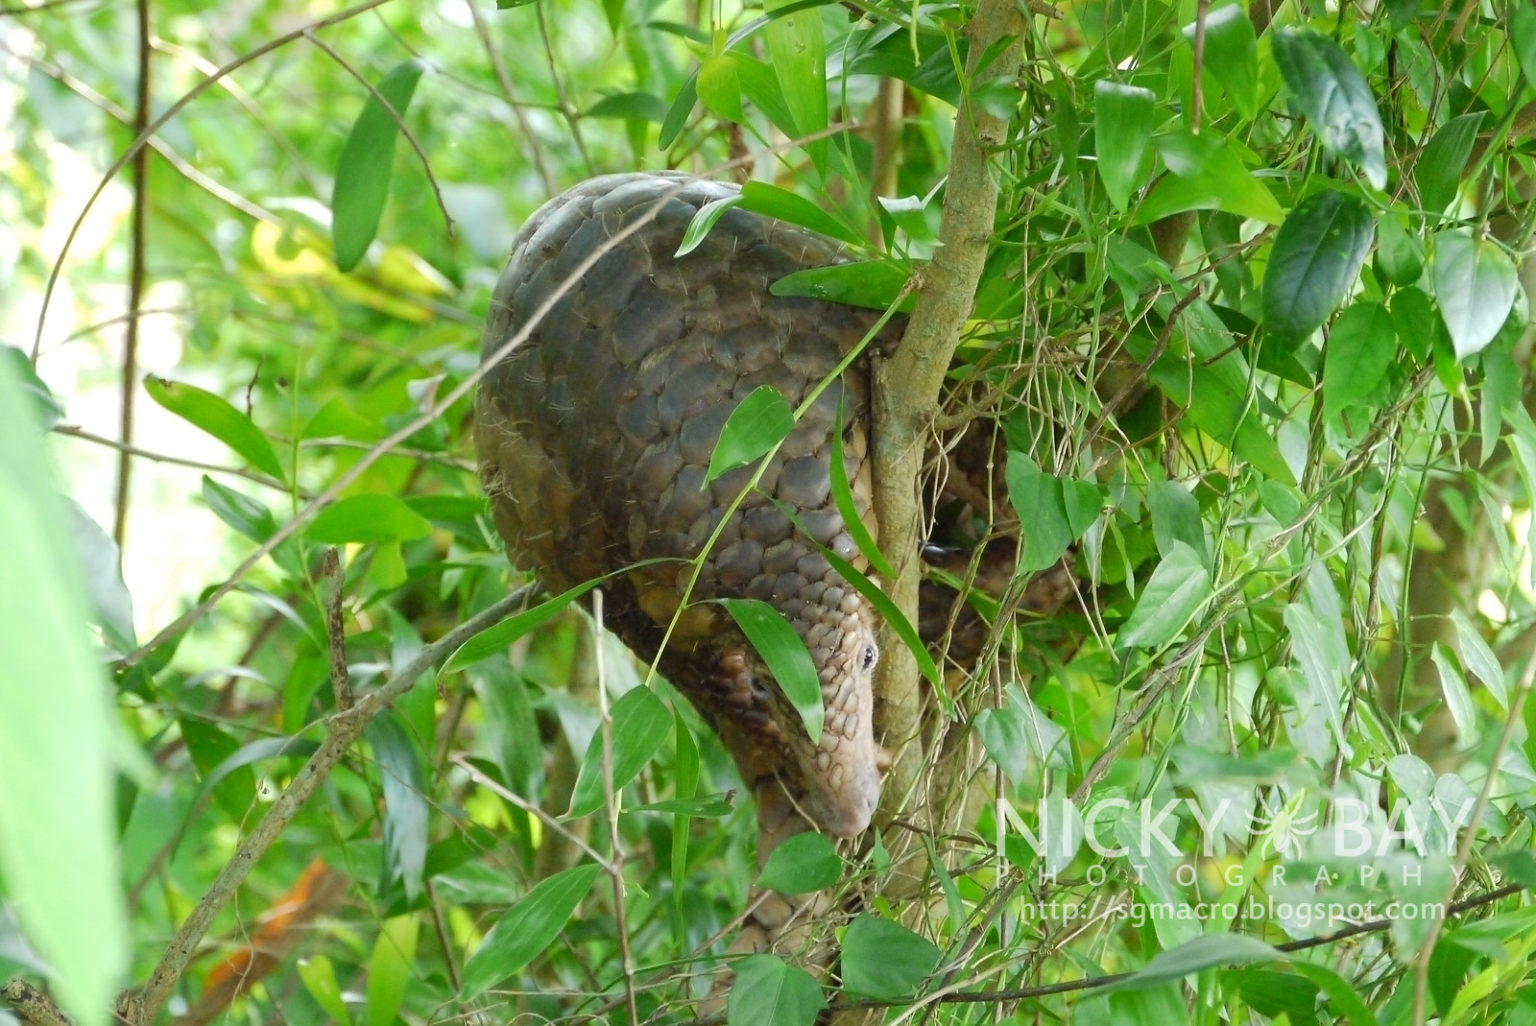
[475,173,902,837]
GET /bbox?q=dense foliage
[3,0,1536,1023]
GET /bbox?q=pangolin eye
[860,644,878,672]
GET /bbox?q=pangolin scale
[475,173,903,837]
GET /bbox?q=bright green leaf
[740,181,864,246]
[1451,610,1505,711]
[308,493,433,544]
[676,194,744,257]
[727,955,826,1026]
[765,0,827,170]
[460,863,602,998]
[758,831,841,893]
[706,385,794,481]
[297,955,349,1023]
[331,60,427,272]
[720,597,823,743]
[1094,82,1157,211]
[0,358,128,1026]
[1140,130,1284,225]
[697,53,745,122]
[366,915,418,1026]
[1323,301,1397,418]
[770,259,911,310]
[1117,541,1211,649]
[143,376,284,479]
[841,914,942,998]
[567,685,673,818]
[1415,112,1484,217]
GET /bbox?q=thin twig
[321,548,353,710]
[116,589,525,1025]
[465,0,556,195]
[51,424,300,496]
[592,592,642,1025]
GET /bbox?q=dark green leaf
[1005,453,1101,572]
[758,831,841,893]
[1374,215,1424,286]
[368,713,429,903]
[1117,541,1211,649]
[720,598,822,743]
[567,685,673,818]
[727,955,826,1026]
[308,493,433,544]
[974,705,1030,786]
[331,60,427,272]
[676,194,744,257]
[1147,481,1207,566]
[820,548,941,688]
[658,75,699,148]
[1323,301,1397,418]
[143,376,284,479]
[706,385,794,482]
[831,399,893,578]
[1271,28,1386,189]
[443,574,631,673]
[1094,82,1156,211]
[1415,112,1484,217]
[841,915,942,998]
[179,718,257,821]
[459,863,602,998]
[1513,2,1536,91]
[1262,189,1375,347]
[1431,229,1517,360]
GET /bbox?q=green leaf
[567,685,673,818]
[770,259,911,310]
[1094,83,1156,211]
[1415,112,1484,217]
[706,385,794,482]
[1513,1,1536,92]
[758,831,842,893]
[179,718,257,821]
[1,345,64,427]
[308,493,433,544]
[443,575,622,673]
[585,91,670,122]
[841,914,942,998]
[1262,189,1376,348]
[0,358,128,1025]
[331,59,427,272]
[1323,300,1397,418]
[368,712,429,903]
[727,955,826,1026]
[676,194,744,257]
[1117,541,1211,649]
[697,53,746,122]
[1146,358,1294,483]
[1374,215,1424,287]
[658,75,699,149]
[1289,962,1380,1026]
[1431,229,1517,360]
[366,915,418,1026]
[1139,130,1284,225]
[765,0,827,170]
[820,547,941,688]
[1147,481,1207,566]
[143,376,284,479]
[65,500,135,651]
[1451,610,1505,711]
[740,181,864,246]
[460,863,602,998]
[719,597,823,743]
[297,955,350,1023]
[1005,454,1101,573]
[974,705,1030,786]
[201,476,278,543]
[1185,5,1258,118]
[1105,935,1283,991]
[1271,28,1386,189]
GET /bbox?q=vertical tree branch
[113,0,152,551]
[871,0,1024,815]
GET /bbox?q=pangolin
[474,173,903,838]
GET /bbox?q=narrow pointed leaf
[1117,541,1211,649]
[567,685,673,818]
[706,385,795,482]
[460,863,602,998]
[1414,112,1484,217]
[332,60,427,272]
[144,376,284,479]
[676,194,743,257]
[720,597,822,743]
[1094,82,1157,211]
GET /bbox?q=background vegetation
[3,0,1536,1022]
